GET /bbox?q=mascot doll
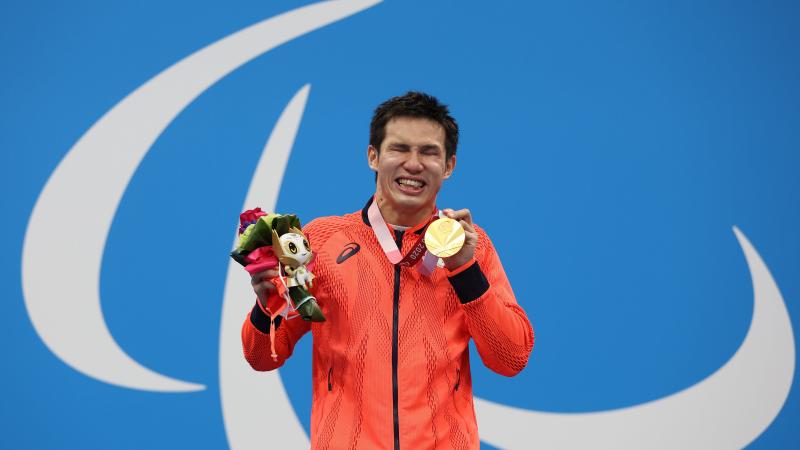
[231,208,325,324]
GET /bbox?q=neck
[374,194,434,228]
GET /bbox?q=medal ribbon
[367,198,440,275]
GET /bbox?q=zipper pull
[454,368,461,391]
[327,367,333,391]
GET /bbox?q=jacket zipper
[328,366,333,391]
[455,368,461,391]
[392,230,403,450]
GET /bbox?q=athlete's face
[368,117,455,226]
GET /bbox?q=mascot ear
[278,255,297,266]
[272,229,284,259]
[289,226,304,236]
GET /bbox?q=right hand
[251,269,280,304]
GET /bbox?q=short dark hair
[369,91,459,160]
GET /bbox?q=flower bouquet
[231,207,325,323]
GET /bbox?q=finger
[444,208,472,225]
[251,269,279,284]
[254,281,277,300]
[263,269,280,279]
[459,220,478,244]
[459,219,476,235]
[256,281,276,290]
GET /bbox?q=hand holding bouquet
[231,208,325,323]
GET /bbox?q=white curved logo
[21,1,794,449]
[474,227,794,449]
[21,0,381,392]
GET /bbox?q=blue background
[2,0,798,448]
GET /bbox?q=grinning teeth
[398,179,423,187]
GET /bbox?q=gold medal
[424,218,465,258]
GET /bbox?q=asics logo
[336,242,360,264]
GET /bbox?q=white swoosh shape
[476,226,794,449]
[219,85,311,450]
[21,0,381,392]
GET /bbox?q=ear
[443,155,456,180]
[367,145,379,172]
[288,227,304,236]
[271,229,284,259]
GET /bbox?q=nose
[403,149,424,172]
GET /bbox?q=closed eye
[387,144,410,152]
[421,146,442,156]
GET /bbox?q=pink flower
[240,207,267,225]
[239,207,267,234]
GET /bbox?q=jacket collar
[360,196,434,236]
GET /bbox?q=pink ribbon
[367,198,439,276]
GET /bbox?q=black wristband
[448,261,490,304]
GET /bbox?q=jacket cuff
[249,301,282,334]
[447,260,490,304]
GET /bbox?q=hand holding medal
[428,208,478,270]
[424,218,465,257]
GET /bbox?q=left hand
[441,208,478,270]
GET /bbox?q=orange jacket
[242,199,534,449]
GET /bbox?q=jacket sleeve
[241,218,329,371]
[447,230,534,376]
[241,295,312,371]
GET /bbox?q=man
[242,92,534,449]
